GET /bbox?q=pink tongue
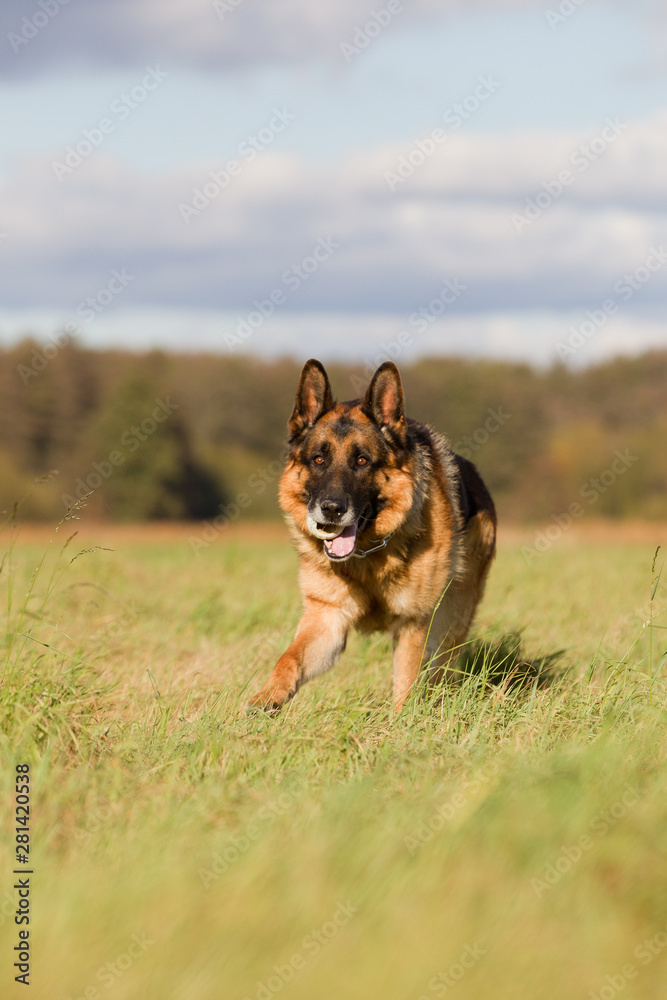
[328,523,358,557]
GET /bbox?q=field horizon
[7,514,667,544]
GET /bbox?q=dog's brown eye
[313,455,325,466]
[356,456,369,467]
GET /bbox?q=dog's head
[278,359,417,562]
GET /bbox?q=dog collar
[350,532,393,558]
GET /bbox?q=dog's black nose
[320,497,348,519]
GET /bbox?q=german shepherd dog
[248,359,497,712]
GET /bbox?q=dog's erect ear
[363,362,407,444]
[288,359,334,441]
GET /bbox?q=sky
[2,0,667,368]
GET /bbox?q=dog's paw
[246,686,294,715]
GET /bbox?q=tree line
[2,339,666,523]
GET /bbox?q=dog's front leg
[392,621,429,712]
[248,600,349,712]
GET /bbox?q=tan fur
[248,362,497,713]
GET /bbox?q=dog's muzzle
[306,509,360,561]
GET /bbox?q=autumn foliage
[2,340,666,522]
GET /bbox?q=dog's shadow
[451,631,564,692]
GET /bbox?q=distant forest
[2,339,667,523]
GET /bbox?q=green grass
[1,520,667,999]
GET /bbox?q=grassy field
[1,515,667,1000]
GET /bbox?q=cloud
[3,112,667,324]
[0,0,538,78]
[2,0,666,85]
[2,303,666,370]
